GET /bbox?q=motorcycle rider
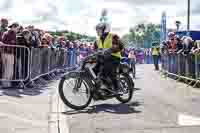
[95,22,124,94]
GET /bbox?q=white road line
[57,92,70,133]
[49,88,69,133]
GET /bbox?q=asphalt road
[61,64,200,133]
[1,64,200,133]
[0,84,50,133]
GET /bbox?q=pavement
[1,64,200,133]
[0,83,50,133]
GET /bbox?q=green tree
[122,23,160,48]
[47,30,96,42]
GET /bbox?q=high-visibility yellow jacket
[97,33,121,58]
[152,47,160,56]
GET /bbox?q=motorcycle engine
[99,83,108,90]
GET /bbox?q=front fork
[73,78,82,93]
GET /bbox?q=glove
[104,48,112,55]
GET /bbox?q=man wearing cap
[2,22,19,45]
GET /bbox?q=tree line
[48,30,96,42]
[122,23,161,48]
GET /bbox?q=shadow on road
[0,75,60,98]
[0,87,47,98]
[0,82,53,98]
[63,101,142,115]
[0,73,62,98]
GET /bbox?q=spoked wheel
[116,74,134,103]
[58,72,93,110]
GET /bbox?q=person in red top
[2,22,19,45]
[1,22,19,86]
[168,32,177,53]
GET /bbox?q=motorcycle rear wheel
[59,72,93,110]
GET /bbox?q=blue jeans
[153,55,159,70]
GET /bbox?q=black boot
[112,77,123,95]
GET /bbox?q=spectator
[168,32,177,53]
[55,36,65,49]
[43,33,53,47]
[38,30,45,40]
[33,30,41,47]
[16,30,32,80]
[17,25,24,34]
[169,38,177,52]
[182,37,193,55]
[175,36,183,52]
[161,41,169,54]
[79,44,86,61]
[151,42,160,71]
[128,50,136,78]
[1,22,19,86]
[80,44,89,59]
[0,18,8,41]
[166,40,171,50]
[73,42,78,50]
[2,22,19,45]
[16,30,32,47]
[191,40,200,53]
[122,48,129,57]
[89,43,96,53]
[0,41,4,79]
[0,18,8,80]
[40,37,49,48]
[68,42,76,67]
[93,41,98,50]
[60,41,66,49]
[65,40,70,48]
[28,25,39,48]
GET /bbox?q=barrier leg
[45,74,54,80]
[19,81,26,89]
[187,80,195,87]
[193,80,200,88]
[25,80,38,88]
[35,78,48,85]
[48,73,56,80]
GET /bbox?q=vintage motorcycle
[58,49,135,110]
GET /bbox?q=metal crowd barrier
[0,45,80,88]
[30,48,78,81]
[161,53,200,87]
[0,44,30,82]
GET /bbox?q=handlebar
[83,49,111,63]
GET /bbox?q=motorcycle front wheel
[116,73,134,103]
[59,72,93,110]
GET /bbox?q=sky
[0,0,200,36]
